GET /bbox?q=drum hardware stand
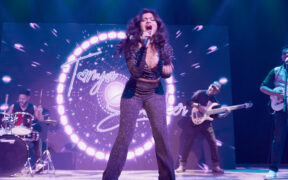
[20,158,33,177]
[34,121,55,175]
[32,92,55,175]
[40,145,55,174]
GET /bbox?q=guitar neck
[207,104,247,115]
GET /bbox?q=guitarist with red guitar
[260,46,288,178]
[176,81,230,174]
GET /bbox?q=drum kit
[0,92,57,177]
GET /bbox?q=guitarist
[260,46,288,178]
[175,81,230,174]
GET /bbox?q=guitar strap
[284,66,287,112]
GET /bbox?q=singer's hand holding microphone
[142,29,152,47]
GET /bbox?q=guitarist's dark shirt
[190,90,218,107]
[178,90,219,128]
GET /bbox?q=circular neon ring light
[56,30,176,160]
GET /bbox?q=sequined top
[124,43,173,80]
[122,43,174,98]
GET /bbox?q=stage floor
[1,168,288,180]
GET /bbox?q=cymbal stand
[22,157,33,176]
[34,122,55,175]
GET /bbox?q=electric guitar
[270,87,288,111]
[191,102,253,125]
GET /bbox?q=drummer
[8,88,44,167]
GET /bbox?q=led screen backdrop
[0,23,235,170]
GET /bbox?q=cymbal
[44,119,57,124]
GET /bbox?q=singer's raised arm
[124,46,147,78]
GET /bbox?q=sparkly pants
[102,92,175,180]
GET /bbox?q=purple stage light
[193,25,203,31]
[51,28,58,37]
[98,33,108,41]
[95,151,105,160]
[219,77,228,85]
[64,125,73,135]
[78,141,87,151]
[73,47,83,56]
[60,116,68,125]
[0,104,9,111]
[168,95,175,105]
[135,147,145,156]
[68,55,76,62]
[89,36,99,44]
[167,84,175,94]
[207,45,218,54]
[117,31,126,39]
[107,31,117,39]
[143,141,153,150]
[29,23,40,30]
[2,75,12,83]
[86,147,96,156]
[57,84,64,93]
[14,43,25,52]
[81,41,91,50]
[57,105,65,115]
[71,134,79,143]
[56,95,64,104]
[127,152,135,160]
[59,73,67,83]
[216,139,223,147]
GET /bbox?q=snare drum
[20,131,39,142]
[0,134,29,176]
[11,112,34,136]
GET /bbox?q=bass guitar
[191,102,253,125]
[270,87,288,111]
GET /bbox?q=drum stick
[39,89,43,105]
[4,94,8,112]
[5,94,8,104]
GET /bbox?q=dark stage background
[0,23,234,170]
[1,0,288,169]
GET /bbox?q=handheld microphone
[5,94,8,105]
[143,30,152,46]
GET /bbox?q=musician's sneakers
[265,170,277,178]
[175,165,186,173]
[212,166,224,174]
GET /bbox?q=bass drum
[0,135,28,176]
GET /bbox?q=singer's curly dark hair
[116,8,168,57]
